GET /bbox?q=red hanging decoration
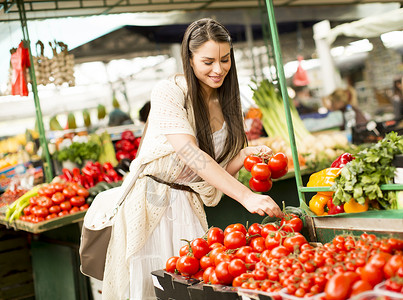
[10,41,31,96]
[293,55,309,87]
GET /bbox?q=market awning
[70,23,267,63]
[0,0,401,22]
[323,8,403,44]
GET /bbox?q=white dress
[127,123,228,300]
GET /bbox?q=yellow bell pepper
[344,198,369,213]
[309,193,332,216]
[307,168,341,196]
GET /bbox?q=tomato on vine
[202,266,215,283]
[165,256,179,273]
[271,166,288,179]
[176,255,199,276]
[260,223,278,238]
[251,163,271,181]
[207,227,225,245]
[243,155,263,172]
[249,177,273,193]
[224,223,247,236]
[199,255,213,270]
[268,152,288,172]
[224,231,247,249]
[215,261,234,285]
[283,233,307,252]
[247,223,262,236]
[228,258,247,278]
[280,213,303,233]
[190,238,210,259]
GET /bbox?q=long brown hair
[181,18,247,164]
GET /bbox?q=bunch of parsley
[332,132,403,210]
[56,141,100,166]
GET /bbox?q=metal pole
[16,0,54,182]
[264,0,305,205]
[259,0,277,83]
[244,12,257,80]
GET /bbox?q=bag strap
[110,121,149,220]
[109,164,145,221]
[136,118,148,158]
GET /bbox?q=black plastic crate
[152,269,281,300]
[188,283,240,300]
[171,272,199,300]
[151,269,175,300]
[151,270,199,300]
[236,287,282,300]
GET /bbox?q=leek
[250,79,313,147]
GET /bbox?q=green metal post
[264,0,305,205]
[258,0,277,83]
[16,0,53,182]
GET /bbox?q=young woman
[102,18,282,299]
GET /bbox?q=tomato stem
[180,239,194,256]
[202,226,213,240]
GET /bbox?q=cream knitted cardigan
[102,76,225,299]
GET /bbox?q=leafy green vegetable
[332,132,403,209]
[56,141,101,166]
[238,168,252,188]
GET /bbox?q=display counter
[0,212,90,300]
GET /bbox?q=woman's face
[190,40,231,94]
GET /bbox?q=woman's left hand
[242,145,272,161]
[226,145,273,176]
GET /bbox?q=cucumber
[109,180,123,188]
[97,181,112,191]
[88,186,102,197]
[86,196,94,205]
[284,206,305,217]
[261,215,280,225]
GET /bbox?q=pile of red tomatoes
[165,215,403,299]
[244,152,288,193]
[20,182,89,223]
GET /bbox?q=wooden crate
[305,213,403,244]
[0,226,35,300]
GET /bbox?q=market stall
[0,0,402,299]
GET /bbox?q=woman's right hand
[241,192,283,218]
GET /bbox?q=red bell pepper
[72,167,81,178]
[115,140,124,151]
[116,150,131,161]
[106,168,120,182]
[133,137,141,149]
[103,162,114,172]
[120,139,134,152]
[80,172,94,188]
[62,168,73,182]
[82,176,91,189]
[130,149,138,160]
[94,161,102,170]
[331,153,355,168]
[121,130,135,142]
[82,165,94,177]
[102,173,114,183]
[327,198,344,215]
[97,174,104,183]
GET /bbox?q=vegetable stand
[262,0,403,241]
[2,1,402,299]
[0,209,91,299]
